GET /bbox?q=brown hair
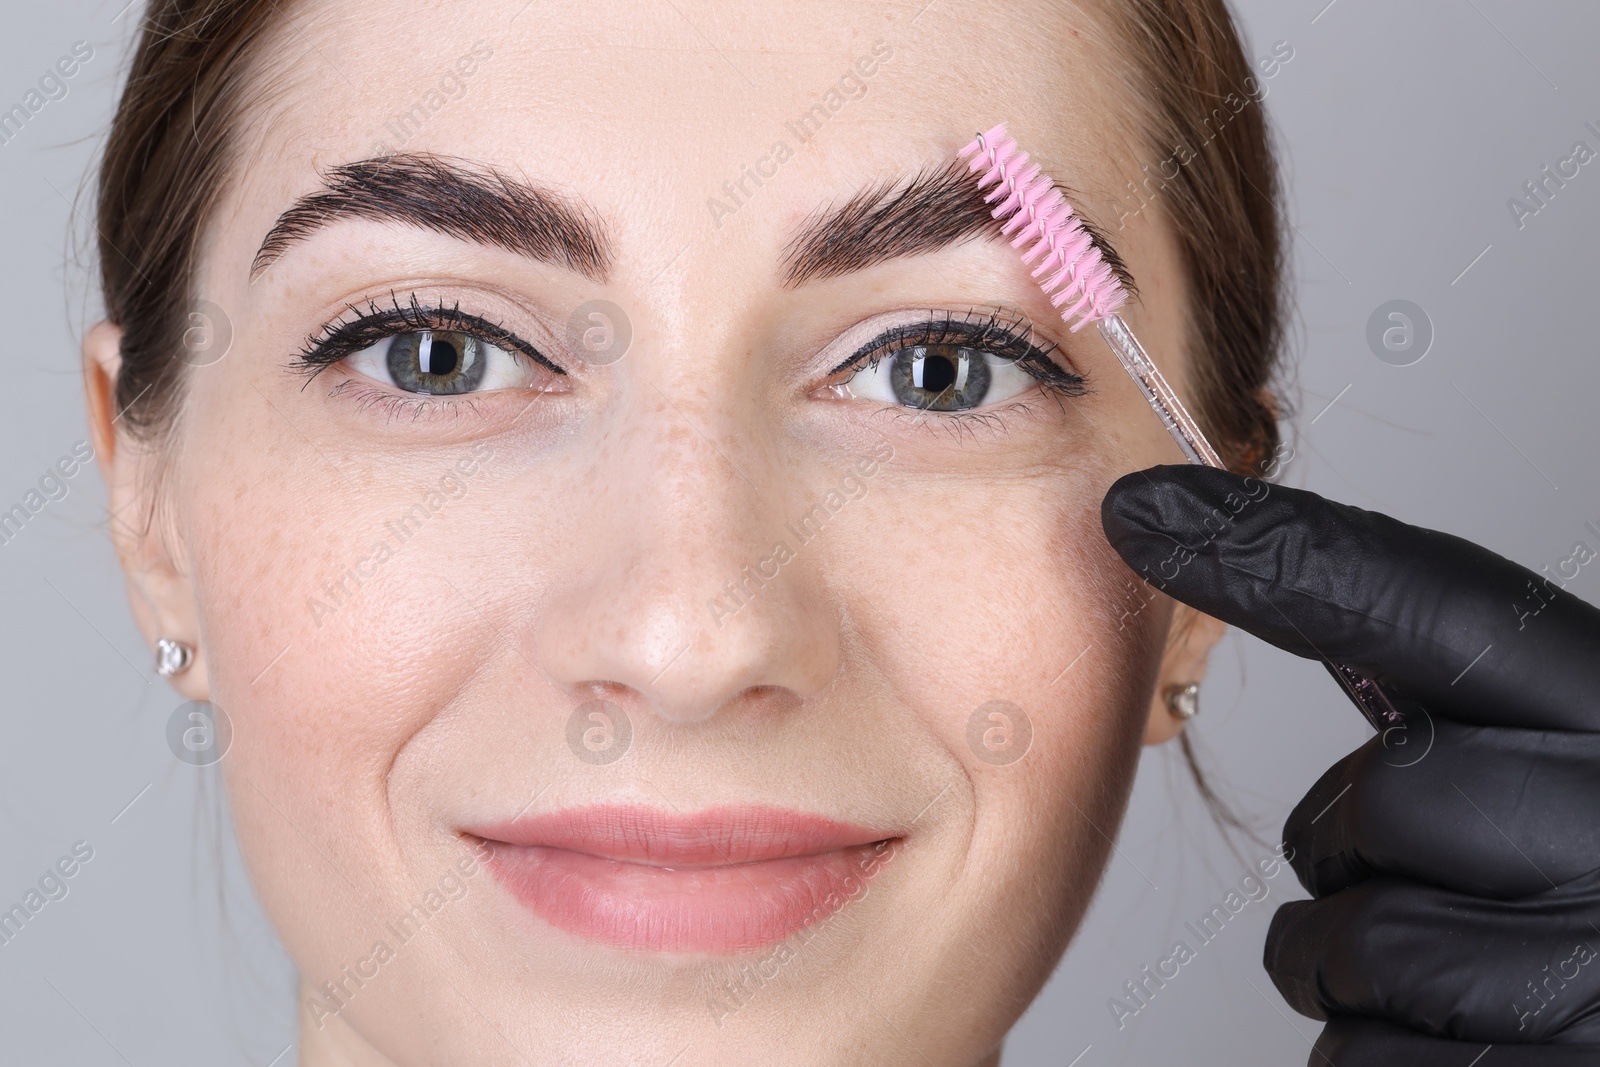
[98,0,283,440]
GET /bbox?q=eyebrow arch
[250,154,612,280]
[780,158,1135,298]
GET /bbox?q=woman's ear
[84,321,210,701]
[1142,602,1227,745]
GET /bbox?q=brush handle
[1097,315,1223,467]
[1096,314,1407,732]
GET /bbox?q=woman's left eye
[346,330,535,395]
[838,344,1045,412]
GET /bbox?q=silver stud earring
[1164,682,1200,721]
[155,638,194,677]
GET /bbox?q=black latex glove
[1102,464,1600,1065]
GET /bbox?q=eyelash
[292,297,1087,428]
[834,308,1085,394]
[825,309,1090,435]
[291,293,564,422]
[296,291,562,372]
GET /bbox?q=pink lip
[469,805,899,953]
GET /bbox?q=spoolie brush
[959,122,1220,466]
[959,121,1403,731]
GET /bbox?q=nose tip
[536,579,838,727]
[642,665,735,724]
[633,634,819,726]
[634,631,718,725]
[524,369,843,731]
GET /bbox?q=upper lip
[467,804,897,869]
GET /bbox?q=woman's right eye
[292,297,571,401]
[345,329,547,396]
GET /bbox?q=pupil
[887,344,990,411]
[425,336,460,376]
[919,353,956,395]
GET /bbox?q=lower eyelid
[329,380,489,423]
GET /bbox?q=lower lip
[476,809,895,953]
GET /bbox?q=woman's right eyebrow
[249,153,613,281]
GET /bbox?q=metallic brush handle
[1097,314,1406,731]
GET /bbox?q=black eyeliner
[829,308,1089,396]
[292,291,564,382]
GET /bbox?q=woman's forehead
[231,0,1134,228]
[206,0,1152,329]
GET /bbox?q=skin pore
[84,1,1228,1063]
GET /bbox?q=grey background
[1,2,1594,1064]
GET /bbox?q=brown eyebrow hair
[252,153,1128,301]
[250,153,612,279]
[780,158,1136,296]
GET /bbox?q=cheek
[826,462,1166,761]
[174,410,544,946]
[187,461,546,771]
[821,462,1170,951]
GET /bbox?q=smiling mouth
[467,804,902,954]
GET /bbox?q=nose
[530,380,841,724]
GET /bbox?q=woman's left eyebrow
[780,159,1134,296]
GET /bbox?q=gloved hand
[1101,464,1600,1066]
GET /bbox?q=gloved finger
[1312,1016,1600,1066]
[1265,874,1600,1044]
[1283,715,1600,899]
[1101,465,1600,732]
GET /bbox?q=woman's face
[95,0,1212,1063]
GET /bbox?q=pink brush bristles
[958,122,1126,332]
